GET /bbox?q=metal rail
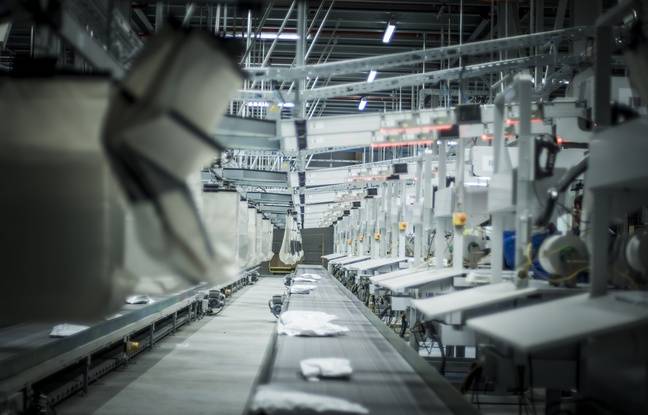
[245,26,591,81]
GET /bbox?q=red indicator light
[371,139,434,149]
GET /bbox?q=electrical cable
[535,157,588,227]
[548,266,589,284]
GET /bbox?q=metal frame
[245,26,591,81]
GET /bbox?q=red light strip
[379,123,454,135]
[371,139,434,149]
[505,117,544,126]
[480,133,515,141]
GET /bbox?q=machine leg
[83,356,91,395]
[149,323,155,350]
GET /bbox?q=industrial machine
[2,0,647,414]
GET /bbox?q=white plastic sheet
[251,386,368,414]
[279,215,304,265]
[278,311,349,337]
[49,323,89,338]
[125,294,153,304]
[300,273,321,280]
[279,215,294,264]
[300,358,353,381]
[289,284,317,294]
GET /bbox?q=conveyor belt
[0,285,205,404]
[252,265,476,415]
[0,268,261,393]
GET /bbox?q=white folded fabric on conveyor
[251,386,369,414]
[301,273,322,280]
[49,323,89,338]
[278,311,349,337]
[290,284,317,294]
[300,358,353,381]
[293,276,317,283]
[125,294,153,304]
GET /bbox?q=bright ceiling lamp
[358,97,368,111]
[382,20,396,43]
[367,70,377,83]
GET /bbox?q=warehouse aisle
[58,276,285,415]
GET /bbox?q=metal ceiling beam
[257,205,292,214]
[133,8,155,33]
[234,52,577,103]
[239,0,276,64]
[214,116,280,150]
[59,11,125,78]
[221,168,288,185]
[245,192,293,204]
[301,53,562,101]
[244,26,591,81]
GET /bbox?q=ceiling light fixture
[358,97,368,111]
[367,70,377,83]
[383,20,396,43]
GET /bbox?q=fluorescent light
[358,97,368,111]
[245,101,294,108]
[382,22,396,43]
[226,32,308,41]
[367,70,377,83]
[245,101,269,107]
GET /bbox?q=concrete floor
[58,276,285,415]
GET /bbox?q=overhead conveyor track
[249,265,476,415]
[244,26,591,82]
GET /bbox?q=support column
[573,0,602,56]
[514,76,534,287]
[434,145,446,269]
[413,158,424,265]
[295,0,307,119]
[452,137,466,271]
[589,191,610,297]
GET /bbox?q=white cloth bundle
[293,276,317,283]
[300,273,321,280]
[251,386,368,414]
[278,311,349,337]
[300,358,353,381]
[289,284,317,294]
